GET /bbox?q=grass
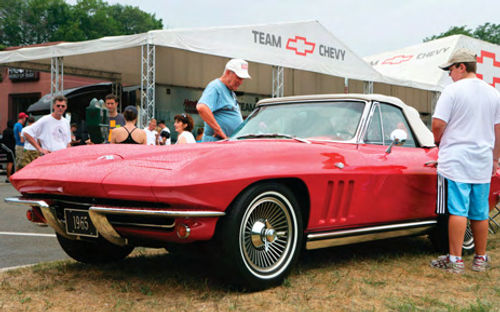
[0,233,499,312]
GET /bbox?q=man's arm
[431,118,447,146]
[155,131,160,145]
[23,132,49,155]
[493,124,500,175]
[196,103,227,139]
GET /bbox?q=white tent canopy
[149,21,385,82]
[0,20,384,84]
[365,35,500,92]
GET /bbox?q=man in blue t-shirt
[196,59,251,142]
[14,112,28,170]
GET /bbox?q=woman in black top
[110,106,147,145]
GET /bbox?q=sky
[65,0,499,57]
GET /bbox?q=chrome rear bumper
[5,197,72,239]
[4,197,225,246]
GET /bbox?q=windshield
[232,101,365,141]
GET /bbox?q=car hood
[11,140,356,203]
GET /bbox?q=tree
[23,0,72,44]
[0,0,30,46]
[0,0,163,47]
[424,23,499,45]
[473,23,500,45]
[109,3,164,35]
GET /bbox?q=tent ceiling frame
[4,61,122,81]
[140,43,155,128]
[112,82,123,112]
[50,57,64,113]
[272,65,284,98]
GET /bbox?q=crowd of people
[1,59,251,181]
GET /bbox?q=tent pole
[363,81,373,94]
[140,43,155,128]
[430,91,441,126]
[112,80,122,112]
[272,65,284,98]
[50,57,64,113]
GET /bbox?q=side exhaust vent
[320,179,355,225]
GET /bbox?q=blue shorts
[447,178,490,221]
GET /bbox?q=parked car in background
[6,94,500,289]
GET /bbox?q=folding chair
[489,203,500,234]
[0,143,15,175]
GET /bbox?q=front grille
[24,194,171,209]
[40,196,175,230]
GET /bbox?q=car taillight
[26,209,33,221]
[175,223,191,239]
[27,207,46,223]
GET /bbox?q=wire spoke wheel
[239,190,298,279]
[218,183,303,289]
[430,215,477,254]
[462,221,475,251]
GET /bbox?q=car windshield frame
[231,100,370,144]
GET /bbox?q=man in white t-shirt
[24,95,72,155]
[431,48,500,273]
[144,118,158,145]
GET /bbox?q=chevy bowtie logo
[286,36,315,56]
[382,55,413,65]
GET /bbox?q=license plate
[64,209,98,238]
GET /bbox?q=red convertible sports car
[6,94,500,289]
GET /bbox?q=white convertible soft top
[258,93,435,147]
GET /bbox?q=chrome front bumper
[4,197,225,246]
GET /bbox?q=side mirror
[385,129,408,154]
[390,129,407,146]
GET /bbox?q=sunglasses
[447,63,460,73]
[55,104,67,108]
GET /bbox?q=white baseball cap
[439,48,477,70]
[225,59,251,79]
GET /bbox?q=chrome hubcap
[251,220,279,252]
[240,192,295,275]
